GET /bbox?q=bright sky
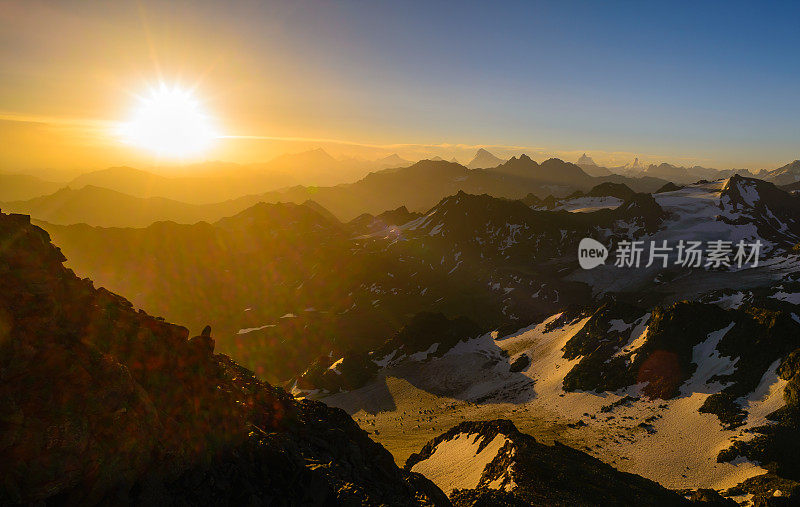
[2,0,799,176]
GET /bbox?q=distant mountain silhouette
[763,159,800,186]
[1,185,233,227]
[7,157,670,226]
[0,173,60,201]
[492,155,593,186]
[654,181,683,193]
[627,156,644,170]
[643,162,693,182]
[607,157,645,175]
[467,148,505,169]
[245,158,666,221]
[576,153,614,177]
[376,153,411,167]
[639,162,759,184]
[585,181,636,200]
[577,153,597,166]
[65,149,406,204]
[267,146,337,167]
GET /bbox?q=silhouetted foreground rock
[0,211,448,505]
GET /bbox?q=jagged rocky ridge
[719,174,800,247]
[0,210,449,505]
[347,205,423,236]
[405,420,697,506]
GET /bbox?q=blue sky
[265,0,800,166]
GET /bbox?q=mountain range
[38,179,674,380]
[2,156,672,226]
[1,206,717,505]
[5,150,800,228]
[64,148,411,203]
[571,152,800,188]
[0,148,412,204]
[37,173,800,393]
[4,159,800,503]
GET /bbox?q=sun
[117,83,219,158]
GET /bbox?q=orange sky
[2,1,798,179]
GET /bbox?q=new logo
[578,238,608,269]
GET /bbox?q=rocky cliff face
[0,211,448,505]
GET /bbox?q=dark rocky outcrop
[716,337,800,502]
[347,205,423,235]
[586,182,636,201]
[519,193,543,207]
[562,301,800,404]
[0,211,449,505]
[491,156,593,187]
[376,312,484,359]
[611,193,667,232]
[297,312,484,393]
[508,354,530,373]
[719,175,800,247]
[655,182,684,193]
[296,350,379,394]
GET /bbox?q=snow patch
[771,291,800,305]
[328,357,344,375]
[409,343,439,362]
[682,322,737,394]
[237,324,276,335]
[410,432,510,494]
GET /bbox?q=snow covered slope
[408,427,511,494]
[318,297,800,499]
[570,177,800,300]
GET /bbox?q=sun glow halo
[118,83,219,158]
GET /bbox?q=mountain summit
[376,153,412,168]
[467,148,505,169]
[576,153,614,176]
[577,153,597,166]
[764,159,800,186]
